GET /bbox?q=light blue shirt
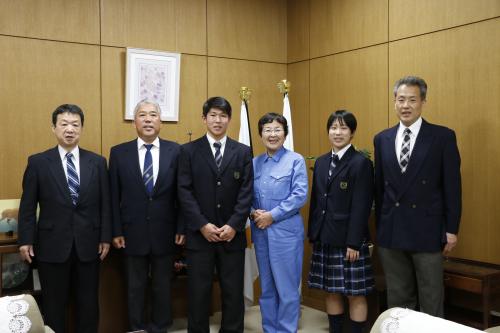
[252,147,308,222]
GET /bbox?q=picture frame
[125,48,181,121]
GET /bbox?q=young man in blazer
[109,99,184,333]
[18,104,111,333]
[374,76,462,317]
[177,96,253,333]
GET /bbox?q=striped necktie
[400,128,411,173]
[213,142,222,169]
[328,154,339,179]
[66,152,80,205]
[143,144,154,195]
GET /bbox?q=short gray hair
[133,99,161,116]
[393,76,428,100]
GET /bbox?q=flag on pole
[239,100,251,147]
[282,93,294,151]
[239,99,259,309]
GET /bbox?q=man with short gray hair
[374,76,462,317]
[109,99,184,332]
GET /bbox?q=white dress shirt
[395,117,422,163]
[206,134,227,158]
[332,143,352,160]
[137,137,160,185]
[58,145,80,180]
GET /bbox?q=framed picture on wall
[125,48,181,121]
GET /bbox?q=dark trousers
[187,245,245,333]
[38,248,100,333]
[126,254,174,333]
[378,247,444,317]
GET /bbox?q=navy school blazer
[308,145,374,249]
[374,119,461,252]
[177,136,253,251]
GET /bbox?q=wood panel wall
[207,0,287,63]
[0,0,289,200]
[101,0,207,55]
[0,0,100,43]
[0,36,101,199]
[289,0,500,310]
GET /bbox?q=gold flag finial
[239,86,252,102]
[277,79,291,94]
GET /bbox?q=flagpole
[239,86,254,157]
[278,79,294,152]
[244,100,253,156]
[277,79,290,96]
[239,86,259,309]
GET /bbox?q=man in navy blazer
[374,76,462,317]
[177,97,253,333]
[109,99,184,332]
[18,104,111,333]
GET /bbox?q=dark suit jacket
[109,138,181,256]
[374,119,462,252]
[308,146,374,248]
[177,136,253,251]
[18,147,111,263]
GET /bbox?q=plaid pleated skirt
[308,242,374,295]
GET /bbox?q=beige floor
[169,305,330,332]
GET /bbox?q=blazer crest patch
[233,171,240,180]
[340,181,348,190]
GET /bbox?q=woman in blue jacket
[307,110,374,333]
[251,113,308,333]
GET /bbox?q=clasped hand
[252,209,273,229]
[200,223,236,242]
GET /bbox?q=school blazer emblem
[233,171,240,179]
[340,181,348,190]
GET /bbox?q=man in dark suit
[177,96,253,333]
[109,99,184,333]
[374,76,462,317]
[18,104,111,333]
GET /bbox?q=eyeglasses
[262,128,284,135]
